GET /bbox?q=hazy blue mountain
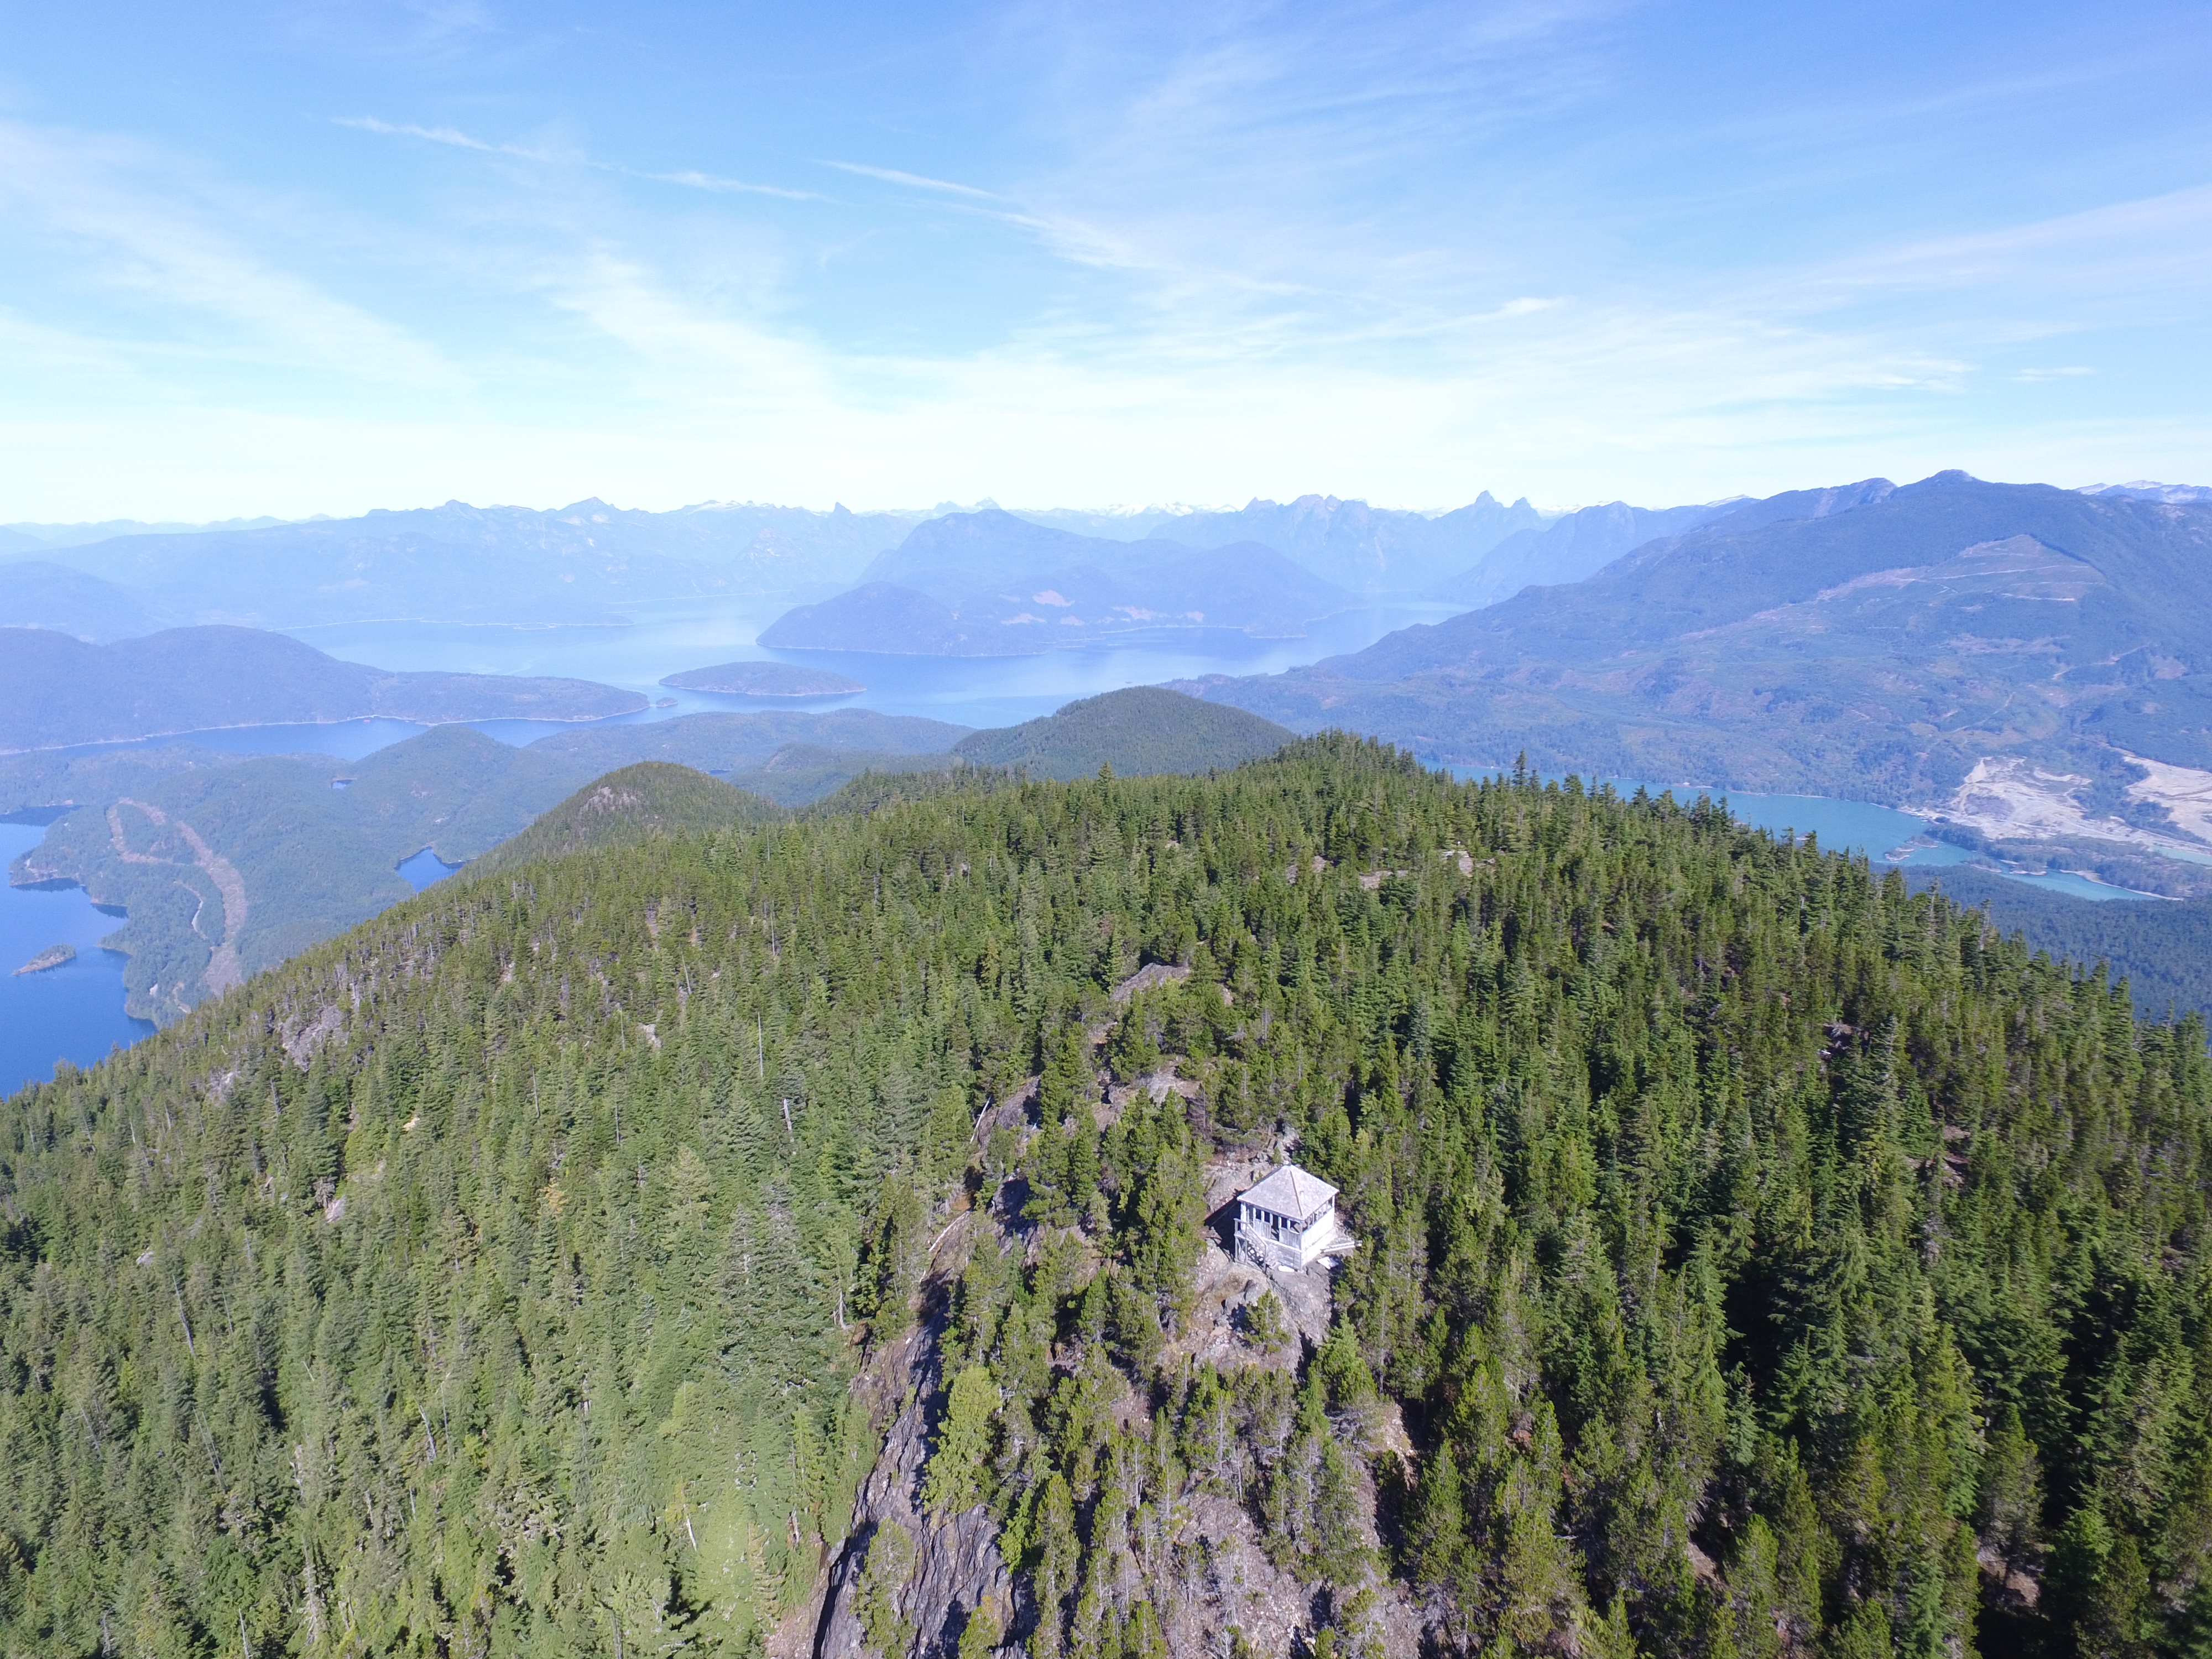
[761,510,1353,653]
[758,581,1024,655]
[2082,480,2212,504]
[0,562,163,641]
[1124,491,1552,593]
[1004,505,1217,540]
[0,624,645,752]
[952,686,1293,780]
[3,491,1570,632]
[524,707,972,775]
[8,498,937,630]
[1185,471,2212,812]
[0,514,295,549]
[1429,496,1745,606]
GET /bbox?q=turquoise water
[2002,870,2165,902]
[1715,791,1951,863]
[0,823,155,1098]
[1449,770,1944,860]
[1717,795,2156,899]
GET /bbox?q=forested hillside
[1908,865,2212,1026]
[951,687,1292,780]
[0,744,2208,1657]
[468,763,780,878]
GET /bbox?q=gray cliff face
[795,1112,1425,1659]
[814,1324,1011,1658]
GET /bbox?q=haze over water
[290,596,1469,733]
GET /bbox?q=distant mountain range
[760,510,1356,654]
[2,492,1555,640]
[0,625,645,752]
[1,514,294,549]
[1184,472,2212,887]
[2081,481,2212,504]
[1037,492,1553,595]
[1429,497,1742,606]
[12,482,2208,645]
[0,499,939,633]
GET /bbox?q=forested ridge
[0,738,2208,1658]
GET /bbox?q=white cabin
[1235,1164,1351,1272]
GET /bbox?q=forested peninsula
[0,740,2206,1658]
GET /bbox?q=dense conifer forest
[1,738,2208,1657]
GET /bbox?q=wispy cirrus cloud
[1802,182,2212,306]
[0,119,457,389]
[818,160,1001,200]
[6,0,2210,519]
[336,114,550,158]
[338,115,821,199]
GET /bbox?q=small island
[659,661,865,698]
[13,942,76,976]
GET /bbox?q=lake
[0,822,156,1098]
[397,848,465,890]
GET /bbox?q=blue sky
[1,0,2208,518]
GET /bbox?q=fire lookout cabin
[1234,1164,1352,1272]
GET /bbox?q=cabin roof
[1239,1163,1337,1217]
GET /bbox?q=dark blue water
[397,848,465,890]
[0,823,155,1098]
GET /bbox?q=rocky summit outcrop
[784,1105,1422,1659]
[812,1310,1012,1658]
